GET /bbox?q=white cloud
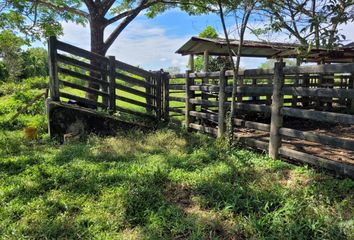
[59,21,188,71]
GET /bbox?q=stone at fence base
[46,99,149,143]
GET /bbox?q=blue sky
[55,9,354,72]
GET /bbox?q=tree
[21,47,49,78]
[0,30,25,81]
[216,0,256,143]
[0,0,216,100]
[261,0,354,49]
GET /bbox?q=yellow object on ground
[23,127,38,140]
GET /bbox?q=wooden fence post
[302,74,310,107]
[162,71,170,122]
[185,70,194,129]
[218,68,226,138]
[269,62,285,159]
[48,36,59,101]
[108,56,116,113]
[155,71,162,120]
[101,62,109,107]
[351,73,354,112]
[146,74,153,114]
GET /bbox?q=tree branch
[35,0,89,18]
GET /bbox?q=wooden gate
[48,36,169,121]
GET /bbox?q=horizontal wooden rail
[279,127,354,151]
[115,83,155,99]
[58,67,109,87]
[279,147,354,178]
[116,72,154,89]
[281,107,354,125]
[116,95,156,110]
[57,54,105,73]
[59,92,107,108]
[189,123,218,136]
[189,111,218,121]
[56,40,108,63]
[169,107,185,114]
[284,63,354,75]
[115,60,153,78]
[234,118,270,132]
[169,84,186,90]
[59,80,109,97]
[283,87,354,99]
[168,96,185,102]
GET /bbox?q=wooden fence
[168,63,354,178]
[48,36,169,121]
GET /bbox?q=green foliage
[21,48,49,78]
[198,25,219,38]
[0,30,26,81]
[0,127,352,239]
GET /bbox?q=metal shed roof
[176,37,354,63]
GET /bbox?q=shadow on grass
[1,128,353,239]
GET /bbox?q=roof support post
[188,54,195,72]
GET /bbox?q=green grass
[0,77,353,239]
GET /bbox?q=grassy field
[0,77,353,239]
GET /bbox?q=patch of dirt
[164,184,244,240]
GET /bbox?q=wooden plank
[190,85,219,92]
[169,73,186,79]
[189,99,219,107]
[115,59,153,78]
[57,54,104,73]
[59,80,109,97]
[59,92,106,108]
[279,147,354,178]
[169,84,186,90]
[189,123,218,136]
[116,95,156,110]
[284,63,354,75]
[189,99,271,113]
[269,62,285,159]
[281,107,354,125]
[116,72,154,88]
[169,107,185,114]
[58,67,109,87]
[168,96,185,102]
[283,87,354,99]
[56,40,108,63]
[234,102,271,113]
[116,83,156,99]
[279,127,354,151]
[233,118,270,132]
[236,136,269,151]
[48,36,59,101]
[189,111,218,121]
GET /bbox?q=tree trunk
[86,19,107,102]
